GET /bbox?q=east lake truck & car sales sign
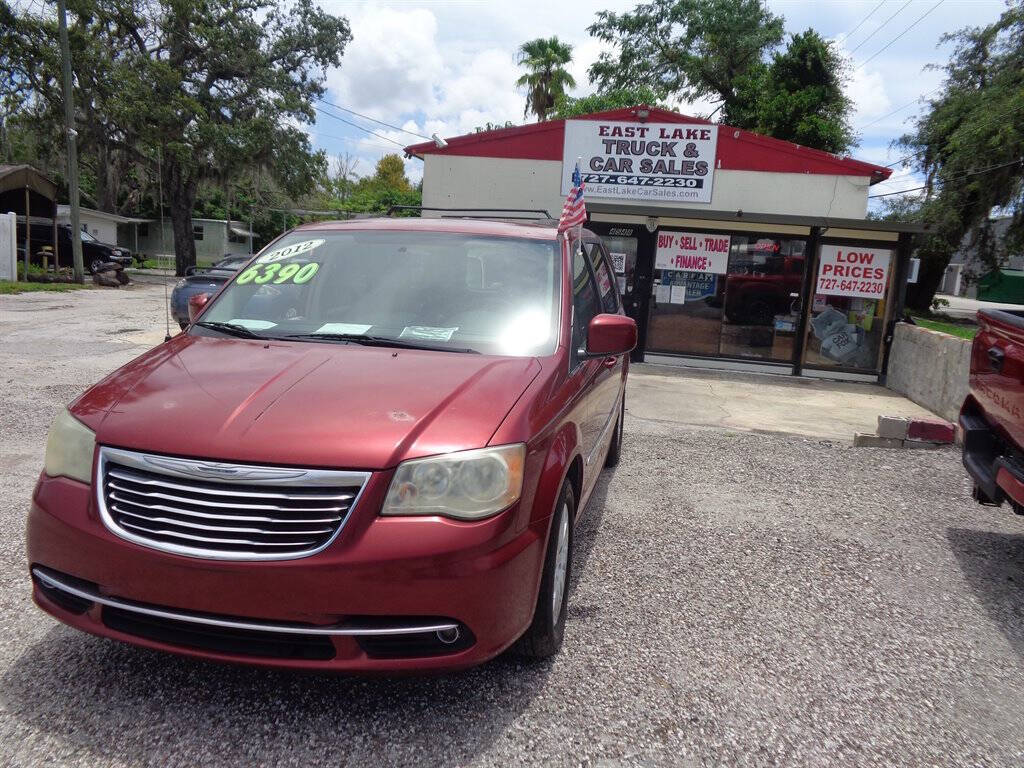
[562,120,719,204]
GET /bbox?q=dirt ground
[2,284,1022,767]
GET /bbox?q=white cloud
[325,5,444,118]
[867,164,924,201]
[313,0,1009,183]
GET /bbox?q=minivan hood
[75,335,541,470]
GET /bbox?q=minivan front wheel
[516,480,575,659]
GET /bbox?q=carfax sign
[562,120,718,203]
[815,245,892,300]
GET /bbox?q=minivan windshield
[197,230,561,356]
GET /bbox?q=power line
[317,99,432,142]
[882,101,1024,169]
[868,158,1024,198]
[838,0,887,45]
[857,87,943,130]
[313,105,407,148]
[848,0,913,55]
[857,0,945,70]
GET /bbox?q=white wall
[80,212,118,244]
[0,212,15,280]
[422,155,872,220]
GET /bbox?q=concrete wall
[886,322,971,422]
[422,155,872,219]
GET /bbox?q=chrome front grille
[97,447,369,561]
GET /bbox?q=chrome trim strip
[112,508,334,536]
[108,482,351,511]
[107,468,356,500]
[32,567,458,637]
[117,519,320,547]
[97,446,371,562]
[107,495,342,525]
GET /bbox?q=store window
[571,245,601,369]
[803,243,893,372]
[647,230,807,362]
[586,242,618,313]
[598,230,637,313]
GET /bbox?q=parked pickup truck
[961,309,1024,513]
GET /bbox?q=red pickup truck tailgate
[970,310,1024,450]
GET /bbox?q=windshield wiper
[194,321,269,340]
[284,332,479,354]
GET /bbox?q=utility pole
[57,0,84,282]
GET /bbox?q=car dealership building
[405,106,927,381]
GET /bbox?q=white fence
[0,212,16,281]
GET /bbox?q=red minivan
[28,217,635,671]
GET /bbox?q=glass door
[719,236,806,362]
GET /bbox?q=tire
[605,395,624,468]
[516,481,575,660]
[88,258,103,275]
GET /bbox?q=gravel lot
[3,285,1024,766]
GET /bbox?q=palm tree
[516,37,576,122]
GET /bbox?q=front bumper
[27,471,547,671]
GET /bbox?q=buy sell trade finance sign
[654,231,731,274]
[815,245,892,300]
[562,120,718,204]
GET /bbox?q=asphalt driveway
[2,285,1023,766]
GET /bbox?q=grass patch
[910,314,978,340]
[0,280,90,295]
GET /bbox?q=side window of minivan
[571,244,601,370]
[586,242,619,314]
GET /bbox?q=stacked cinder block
[854,416,955,449]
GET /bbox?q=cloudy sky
[311,0,1009,210]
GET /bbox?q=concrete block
[903,439,943,450]
[908,418,955,443]
[886,323,971,422]
[854,433,903,449]
[877,415,910,440]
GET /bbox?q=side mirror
[586,314,637,357]
[188,292,212,322]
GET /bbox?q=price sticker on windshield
[236,261,320,285]
[256,239,324,264]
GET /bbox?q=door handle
[988,346,1005,372]
[602,355,618,368]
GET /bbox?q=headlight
[382,444,526,520]
[43,408,96,483]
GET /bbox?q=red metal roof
[405,106,892,183]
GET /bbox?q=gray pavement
[2,285,1024,766]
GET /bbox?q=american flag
[557,162,587,234]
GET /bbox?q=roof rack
[386,205,553,219]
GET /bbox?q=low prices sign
[654,231,731,275]
[815,245,892,299]
[562,120,718,203]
